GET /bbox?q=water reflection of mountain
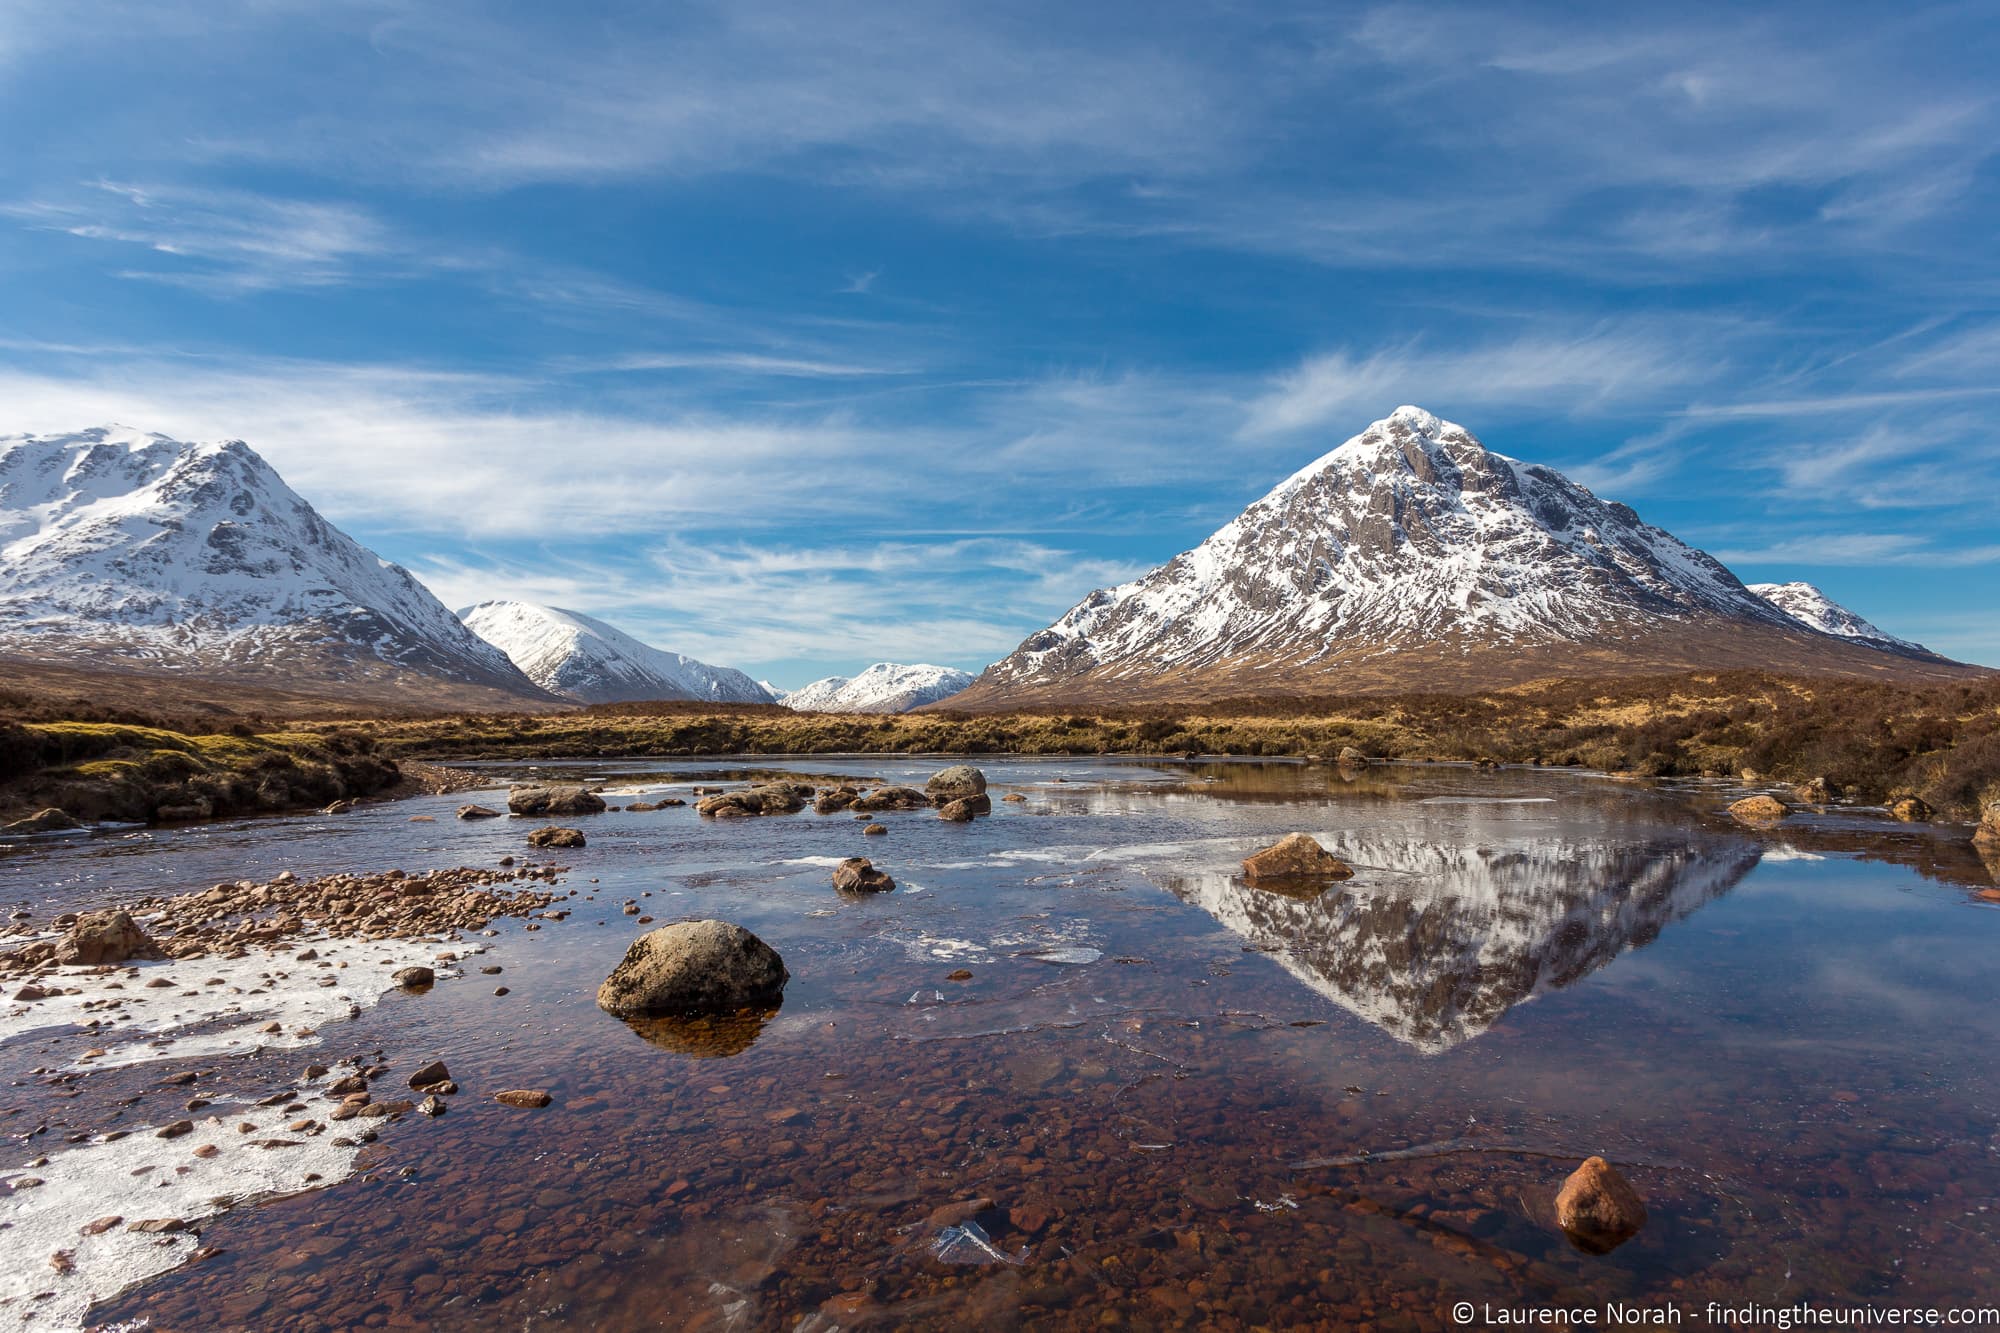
[1164,827,1761,1053]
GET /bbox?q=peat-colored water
[4,757,1998,1331]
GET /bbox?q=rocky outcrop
[456,803,503,820]
[850,786,931,813]
[926,765,988,804]
[1727,794,1788,824]
[1555,1156,1648,1254]
[3,807,83,834]
[695,783,813,818]
[527,826,585,849]
[1241,834,1354,884]
[832,857,895,893]
[595,920,789,1016]
[507,785,606,817]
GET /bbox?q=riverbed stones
[1555,1156,1648,1254]
[507,785,606,817]
[1794,776,1838,803]
[937,797,982,822]
[527,826,586,849]
[1240,834,1353,884]
[1889,796,1933,822]
[457,804,503,820]
[695,784,813,818]
[595,920,789,1016]
[494,1089,553,1108]
[1728,794,1789,824]
[392,966,435,989]
[863,823,886,836]
[926,765,988,804]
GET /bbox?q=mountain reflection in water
[1164,824,1762,1052]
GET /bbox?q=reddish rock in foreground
[1555,1155,1648,1254]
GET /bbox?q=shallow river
[4,757,1998,1331]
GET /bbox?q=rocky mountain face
[0,427,550,709]
[459,601,775,705]
[1747,581,1929,657]
[781,663,976,713]
[954,407,1969,705]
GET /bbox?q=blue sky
[2,0,1996,684]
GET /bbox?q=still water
[4,758,1998,1330]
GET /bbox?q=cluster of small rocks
[697,765,997,824]
[2,865,567,978]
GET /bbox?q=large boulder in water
[1727,794,1788,824]
[695,783,812,818]
[508,785,605,817]
[832,857,895,893]
[926,765,988,804]
[596,921,789,1017]
[1241,833,1353,884]
[1555,1156,1648,1254]
[527,826,585,848]
[54,910,167,966]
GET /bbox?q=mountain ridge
[949,407,1975,707]
[782,662,975,713]
[459,600,775,705]
[0,426,555,710]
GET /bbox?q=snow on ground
[2,936,467,1071]
[0,1105,365,1332]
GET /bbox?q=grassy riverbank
[0,721,401,825]
[327,670,2000,821]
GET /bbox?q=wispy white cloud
[1710,534,2000,567]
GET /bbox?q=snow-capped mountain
[781,662,975,713]
[0,426,547,705]
[459,601,776,705]
[1167,824,1759,1052]
[1747,581,1929,657]
[956,406,1969,703]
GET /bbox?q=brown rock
[79,1216,122,1236]
[1001,792,1027,803]
[849,785,931,813]
[1337,746,1369,767]
[495,1089,553,1108]
[1240,833,1353,883]
[1555,1156,1648,1254]
[155,1120,194,1139]
[527,826,586,849]
[128,1218,190,1234]
[938,795,991,821]
[53,910,167,966]
[507,785,606,817]
[926,765,988,804]
[392,966,435,989]
[456,804,503,820]
[1889,796,1933,822]
[595,920,789,1016]
[406,1060,449,1089]
[1728,794,1789,824]
[4,807,83,834]
[832,857,895,894]
[695,783,813,818]
[863,823,887,836]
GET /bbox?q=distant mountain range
[780,663,975,713]
[0,416,1968,715]
[459,601,774,705]
[947,407,1970,706]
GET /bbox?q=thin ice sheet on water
[929,1220,1027,1266]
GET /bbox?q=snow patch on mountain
[459,600,775,704]
[782,663,975,713]
[1747,581,1926,655]
[0,426,535,692]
